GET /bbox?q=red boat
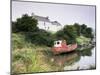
[52,40,77,55]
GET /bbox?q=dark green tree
[12,21,17,32]
[74,23,81,36]
[12,14,38,32]
[80,24,87,35]
[56,25,77,44]
[85,27,94,38]
[63,25,77,38]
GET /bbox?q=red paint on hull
[52,44,77,55]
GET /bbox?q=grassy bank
[12,33,95,74]
[12,33,60,74]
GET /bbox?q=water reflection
[50,51,80,67]
[44,47,95,71]
[64,48,95,70]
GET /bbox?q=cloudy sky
[12,1,96,29]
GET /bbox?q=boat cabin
[54,40,67,48]
[52,40,77,55]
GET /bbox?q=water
[64,48,95,70]
[48,47,96,71]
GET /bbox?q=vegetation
[12,14,95,74]
[24,30,54,47]
[76,36,91,46]
[12,14,38,32]
[12,33,53,73]
[56,23,94,44]
[12,14,94,46]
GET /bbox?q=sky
[12,1,96,29]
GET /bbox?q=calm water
[48,47,96,71]
[64,48,96,70]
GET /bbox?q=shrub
[12,14,38,32]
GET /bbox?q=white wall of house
[37,21,62,32]
[32,13,62,32]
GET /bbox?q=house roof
[32,13,61,26]
[51,21,61,26]
[33,15,50,22]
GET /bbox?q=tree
[12,14,38,32]
[12,21,17,32]
[80,24,87,34]
[63,25,77,38]
[56,23,94,44]
[85,27,94,38]
[74,23,81,36]
[25,29,54,47]
[55,25,77,44]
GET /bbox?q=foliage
[12,14,38,32]
[79,47,93,56]
[73,23,81,36]
[76,36,91,45]
[63,25,78,38]
[56,23,94,44]
[85,27,94,38]
[12,14,95,74]
[23,29,54,47]
[12,33,53,73]
[12,13,94,46]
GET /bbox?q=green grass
[12,33,95,74]
[12,33,58,74]
[12,33,73,74]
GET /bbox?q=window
[57,41,60,44]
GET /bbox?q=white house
[31,13,62,32]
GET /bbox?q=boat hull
[52,44,77,55]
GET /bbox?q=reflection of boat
[50,51,80,67]
[43,47,93,71]
[52,40,77,55]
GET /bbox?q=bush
[12,14,38,32]
[24,30,54,47]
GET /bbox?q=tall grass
[12,33,54,74]
[12,33,94,74]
